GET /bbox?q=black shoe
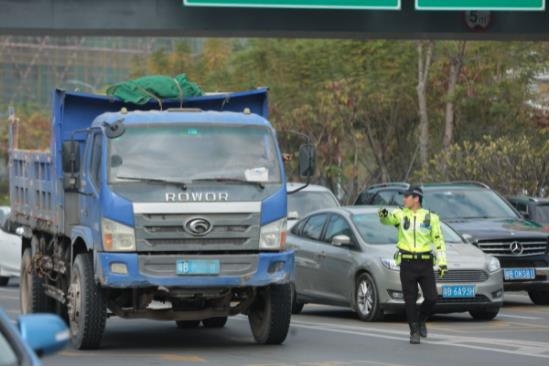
[409,323,421,344]
[419,321,428,338]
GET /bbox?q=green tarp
[106,74,203,106]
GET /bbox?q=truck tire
[469,307,500,321]
[248,284,291,345]
[528,290,549,305]
[355,273,384,322]
[67,253,107,350]
[20,248,53,313]
[0,277,9,287]
[176,320,200,329]
[202,317,228,328]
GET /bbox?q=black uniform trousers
[400,258,438,324]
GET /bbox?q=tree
[416,41,435,173]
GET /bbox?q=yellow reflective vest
[379,207,447,266]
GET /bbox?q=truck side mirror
[298,144,315,178]
[62,141,81,191]
[62,141,80,173]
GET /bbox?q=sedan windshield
[352,213,463,244]
[109,125,281,184]
[288,191,339,218]
[424,189,518,220]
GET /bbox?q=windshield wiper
[117,176,188,190]
[192,177,265,189]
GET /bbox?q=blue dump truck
[8,88,315,349]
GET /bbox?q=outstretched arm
[378,208,402,226]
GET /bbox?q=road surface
[0,279,548,365]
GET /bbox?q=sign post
[184,0,401,9]
[415,0,545,11]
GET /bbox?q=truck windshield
[108,125,282,184]
[425,189,519,220]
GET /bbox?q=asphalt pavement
[0,279,548,366]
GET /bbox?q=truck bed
[9,149,61,233]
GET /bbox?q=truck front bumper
[96,250,294,288]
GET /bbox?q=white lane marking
[289,321,548,360]
[0,295,19,301]
[499,313,542,320]
[232,317,548,360]
[0,288,18,292]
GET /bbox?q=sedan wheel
[355,273,383,322]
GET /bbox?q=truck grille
[476,238,548,256]
[135,212,260,252]
[435,269,488,283]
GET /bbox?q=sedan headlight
[259,218,287,251]
[102,217,136,252]
[487,256,501,273]
[381,258,400,272]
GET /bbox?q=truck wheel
[0,277,9,286]
[528,290,549,305]
[202,317,227,328]
[469,308,500,321]
[67,253,106,350]
[20,248,53,313]
[248,284,291,345]
[176,320,200,329]
[355,273,384,322]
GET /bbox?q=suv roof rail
[364,182,409,191]
[446,181,491,189]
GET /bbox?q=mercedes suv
[354,182,549,305]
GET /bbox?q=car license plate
[442,285,476,298]
[503,268,535,280]
[176,259,220,275]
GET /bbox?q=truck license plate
[176,259,220,275]
[503,268,535,280]
[442,285,476,298]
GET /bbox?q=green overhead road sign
[184,0,401,9]
[416,0,545,11]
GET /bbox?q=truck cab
[10,88,315,349]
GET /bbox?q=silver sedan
[288,206,504,321]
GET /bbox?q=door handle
[317,251,326,259]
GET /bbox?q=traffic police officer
[378,185,447,344]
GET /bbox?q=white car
[0,207,21,286]
[287,183,340,229]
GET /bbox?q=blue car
[0,309,69,365]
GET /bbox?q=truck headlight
[381,258,400,271]
[259,218,287,251]
[487,257,501,273]
[102,217,136,252]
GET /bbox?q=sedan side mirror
[331,234,351,247]
[288,211,300,220]
[18,313,70,356]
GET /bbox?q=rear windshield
[287,191,339,218]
